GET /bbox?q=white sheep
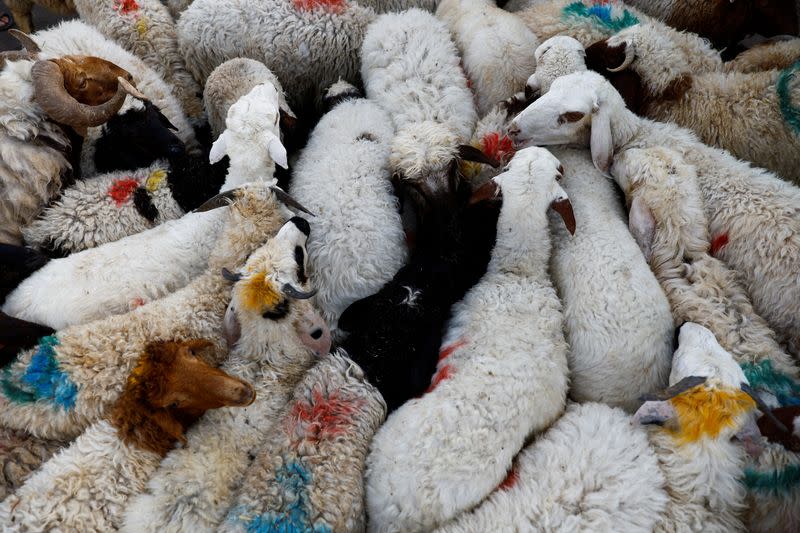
[511,70,800,359]
[0,339,255,531]
[436,324,763,533]
[585,22,800,184]
[2,82,287,329]
[548,145,673,412]
[72,0,204,126]
[435,0,539,115]
[365,147,571,532]
[0,183,290,441]
[219,351,386,533]
[289,82,407,333]
[177,0,378,109]
[122,218,332,532]
[361,7,477,142]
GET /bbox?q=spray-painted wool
[561,1,639,33]
[1,336,77,410]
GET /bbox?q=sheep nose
[310,328,323,340]
[236,382,256,406]
[508,123,521,138]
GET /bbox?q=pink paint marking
[498,463,519,491]
[289,387,363,444]
[292,0,346,14]
[438,339,468,363]
[130,297,146,309]
[710,232,729,257]
[481,132,515,164]
[107,178,139,206]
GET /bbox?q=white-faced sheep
[0,183,293,441]
[511,70,800,360]
[71,0,205,126]
[547,145,673,412]
[365,147,572,533]
[177,0,378,111]
[2,82,287,329]
[516,0,723,73]
[584,22,800,184]
[122,218,332,532]
[0,339,255,531]
[219,351,386,533]
[288,82,406,333]
[437,323,765,533]
[435,0,539,115]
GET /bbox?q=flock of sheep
[0,0,799,531]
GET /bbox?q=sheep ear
[458,145,500,168]
[629,195,655,261]
[279,109,297,132]
[632,400,676,426]
[209,130,230,164]
[469,179,501,205]
[265,132,288,169]
[590,102,614,172]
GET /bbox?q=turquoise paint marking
[744,464,800,494]
[562,1,639,33]
[742,360,800,407]
[0,335,77,410]
[777,59,800,135]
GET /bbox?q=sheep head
[221,217,332,363]
[110,339,255,455]
[48,55,133,106]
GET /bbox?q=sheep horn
[639,375,707,402]
[269,185,315,217]
[458,145,501,168]
[608,41,635,72]
[117,76,149,101]
[221,268,242,282]
[31,60,127,128]
[282,283,317,300]
[192,189,238,212]
[741,383,789,434]
[9,29,40,54]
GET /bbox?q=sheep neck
[609,105,644,155]
[220,155,277,192]
[229,327,314,383]
[489,196,552,279]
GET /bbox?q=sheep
[0,339,255,531]
[516,0,723,74]
[745,441,800,532]
[2,82,287,329]
[361,8,477,142]
[436,323,764,533]
[288,82,406,333]
[177,0,378,111]
[72,0,206,127]
[510,70,800,360]
[122,218,332,532]
[3,0,75,34]
[219,350,386,533]
[724,37,800,73]
[547,146,673,412]
[584,22,800,184]
[365,146,572,533]
[0,310,54,366]
[0,183,295,441]
[337,125,500,413]
[625,0,798,50]
[22,153,228,256]
[0,428,68,501]
[435,0,539,115]
[34,21,199,168]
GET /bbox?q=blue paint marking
[562,1,639,33]
[1,335,77,410]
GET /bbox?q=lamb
[361,8,477,142]
[122,218,333,532]
[72,0,206,127]
[288,82,406,333]
[177,0,378,111]
[365,147,572,533]
[338,126,500,412]
[547,146,673,412]
[219,351,386,533]
[435,0,539,115]
[0,339,255,531]
[22,153,228,256]
[510,70,800,359]
[437,323,764,533]
[516,0,723,74]
[625,0,798,49]
[725,38,800,73]
[584,22,800,184]
[2,82,287,329]
[0,183,294,441]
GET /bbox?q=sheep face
[49,55,133,106]
[224,217,332,361]
[584,39,647,113]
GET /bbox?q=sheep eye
[169,401,179,409]
[263,299,290,320]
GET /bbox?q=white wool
[527,35,587,94]
[389,121,460,181]
[289,96,407,332]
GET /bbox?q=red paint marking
[292,0,346,13]
[130,297,145,309]
[114,0,140,14]
[481,132,515,164]
[289,387,363,443]
[710,232,729,257]
[498,463,519,491]
[426,364,453,393]
[438,339,467,362]
[107,178,139,206]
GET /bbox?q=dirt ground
[0,1,76,51]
